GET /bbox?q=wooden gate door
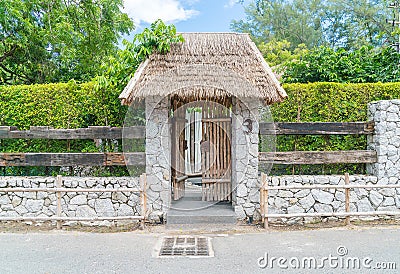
[201,104,232,201]
[171,100,186,201]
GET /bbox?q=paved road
[0,227,399,273]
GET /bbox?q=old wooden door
[171,100,186,201]
[201,104,232,201]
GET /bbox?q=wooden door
[171,101,186,201]
[201,104,232,201]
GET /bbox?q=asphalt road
[0,227,399,274]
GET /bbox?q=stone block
[299,194,315,209]
[311,189,334,204]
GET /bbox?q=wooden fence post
[140,174,147,229]
[260,174,265,225]
[345,173,351,226]
[261,173,269,229]
[56,175,62,230]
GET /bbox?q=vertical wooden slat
[140,174,147,229]
[56,175,62,230]
[261,173,269,228]
[345,173,350,226]
[260,174,265,225]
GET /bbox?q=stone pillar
[367,99,400,185]
[232,97,260,220]
[145,96,171,219]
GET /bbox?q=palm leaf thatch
[119,33,287,105]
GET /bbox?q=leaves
[94,19,184,98]
[283,45,400,83]
[0,0,134,84]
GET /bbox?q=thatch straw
[119,33,287,105]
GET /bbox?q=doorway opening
[170,97,232,203]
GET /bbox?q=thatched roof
[119,32,287,105]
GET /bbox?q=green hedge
[0,81,126,128]
[0,81,130,176]
[266,82,400,175]
[272,82,400,122]
[2,81,400,175]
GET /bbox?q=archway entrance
[170,97,232,202]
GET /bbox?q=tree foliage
[283,46,400,83]
[232,0,324,49]
[258,39,308,73]
[94,19,184,93]
[232,0,393,50]
[0,0,133,84]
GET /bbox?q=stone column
[232,97,260,220]
[145,96,171,220]
[367,99,400,185]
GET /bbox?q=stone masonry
[0,177,142,225]
[231,97,261,220]
[261,99,400,224]
[264,175,400,224]
[145,95,171,220]
[367,99,400,184]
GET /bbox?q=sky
[122,0,249,34]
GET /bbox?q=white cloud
[224,0,238,8]
[123,0,199,26]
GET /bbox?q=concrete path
[0,227,399,273]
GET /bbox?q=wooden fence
[259,122,377,164]
[0,173,147,229]
[0,122,376,166]
[260,173,400,228]
[0,126,145,167]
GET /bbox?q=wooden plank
[263,211,400,219]
[0,152,145,166]
[261,184,400,191]
[201,178,231,183]
[259,122,375,135]
[0,216,144,222]
[175,175,188,183]
[202,118,231,122]
[0,187,142,193]
[259,150,377,164]
[345,173,350,226]
[56,175,62,230]
[0,126,145,139]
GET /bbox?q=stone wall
[0,177,142,225]
[256,99,400,224]
[145,96,171,220]
[367,99,400,184]
[264,175,400,224]
[231,97,261,220]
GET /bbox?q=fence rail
[259,150,377,164]
[0,126,145,139]
[260,173,400,228]
[259,122,374,135]
[0,152,145,166]
[0,122,374,139]
[0,174,147,229]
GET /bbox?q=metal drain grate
[158,236,213,257]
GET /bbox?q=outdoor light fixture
[243,118,253,134]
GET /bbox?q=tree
[258,39,307,73]
[0,0,133,85]
[320,0,393,49]
[283,45,400,83]
[232,0,394,50]
[232,0,324,50]
[95,19,184,92]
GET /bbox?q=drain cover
[157,236,213,257]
